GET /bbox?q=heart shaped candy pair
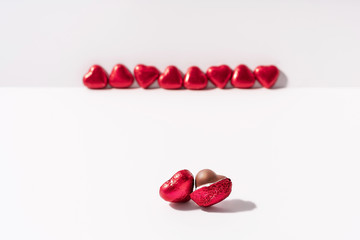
[134,65,185,89]
[159,169,232,207]
[82,64,134,89]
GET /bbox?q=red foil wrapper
[190,178,232,207]
[184,66,208,90]
[134,64,160,89]
[231,64,255,88]
[206,65,232,89]
[254,65,279,89]
[159,170,194,203]
[109,64,134,88]
[83,65,108,89]
[158,66,183,89]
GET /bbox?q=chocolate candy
[158,66,183,89]
[195,169,225,187]
[159,169,194,203]
[83,65,108,89]
[160,169,232,208]
[231,64,256,88]
[254,65,279,89]
[206,65,232,89]
[109,64,134,88]
[134,64,160,89]
[190,169,232,207]
[184,66,208,90]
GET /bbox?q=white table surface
[1,87,359,240]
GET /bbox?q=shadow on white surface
[273,70,288,89]
[205,80,217,90]
[169,200,199,211]
[169,199,256,213]
[129,79,140,89]
[248,81,263,89]
[202,199,257,213]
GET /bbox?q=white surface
[1,88,360,240]
[1,0,360,87]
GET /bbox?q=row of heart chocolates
[83,64,280,90]
[160,169,232,207]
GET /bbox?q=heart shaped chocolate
[184,66,208,90]
[206,65,232,89]
[83,65,108,89]
[109,64,134,88]
[158,66,183,89]
[190,169,232,207]
[254,65,279,89]
[159,169,194,203]
[231,64,255,88]
[134,64,160,89]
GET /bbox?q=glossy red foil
[134,64,160,89]
[231,64,255,88]
[83,65,108,89]
[184,66,208,90]
[109,64,134,88]
[206,65,232,89]
[160,170,194,203]
[254,65,279,88]
[158,66,183,89]
[190,178,232,207]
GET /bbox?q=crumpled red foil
[190,178,232,207]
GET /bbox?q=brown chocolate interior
[195,169,226,188]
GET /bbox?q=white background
[1,1,360,240]
[0,0,360,87]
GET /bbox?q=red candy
[190,178,232,207]
[83,64,281,90]
[254,65,279,89]
[134,64,160,89]
[109,64,134,88]
[231,64,256,88]
[158,66,183,89]
[83,65,108,89]
[206,65,232,89]
[160,169,233,208]
[184,66,208,90]
[159,170,194,203]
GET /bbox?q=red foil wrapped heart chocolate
[254,65,279,89]
[158,65,183,89]
[83,65,108,89]
[184,66,208,90]
[231,64,255,88]
[109,64,134,88]
[134,64,160,89]
[159,169,194,203]
[206,65,232,89]
[190,169,232,207]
